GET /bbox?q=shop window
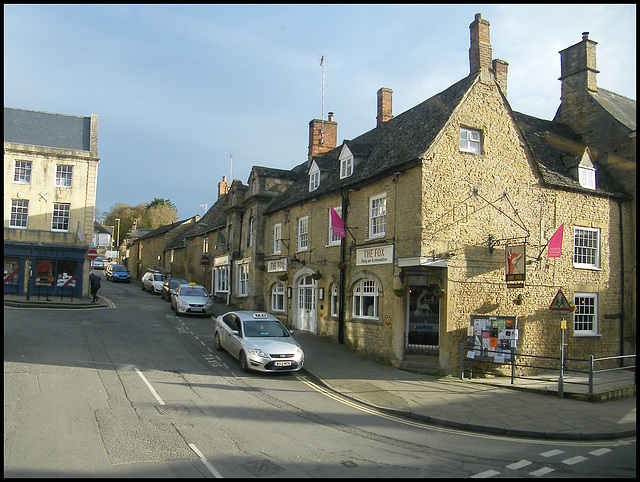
[4,258,20,286]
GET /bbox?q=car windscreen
[170,279,188,287]
[180,287,207,297]
[242,320,289,337]
[154,274,167,281]
[113,266,127,272]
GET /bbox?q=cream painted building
[4,107,99,299]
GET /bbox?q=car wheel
[239,351,249,372]
[214,332,223,352]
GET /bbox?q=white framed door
[295,274,317,333]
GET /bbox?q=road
[4,273,636,477]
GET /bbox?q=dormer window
[578,165,596,190]
[339,145,354,179]
[460,127,482,154]
[309,161,320,192]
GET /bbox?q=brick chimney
[377,88,393,127]
[492,58,508,96]
[308,113,337,164]
[469,13,492,74]
[218,175,230,198]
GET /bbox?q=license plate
[191,308,203,312]
[274,361,292,367]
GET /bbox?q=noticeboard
[468,315,518,363]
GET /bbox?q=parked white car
[214,311,304,373]
[141,270,167,294]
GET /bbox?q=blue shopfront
[4,242,89,299]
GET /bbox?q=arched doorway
[293,272,317,333]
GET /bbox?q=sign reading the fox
[505,244,526,283]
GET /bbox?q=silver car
[170,283,214,316]
[214,311,304,373]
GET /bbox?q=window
[328,206,342,246]
[51,203,71,231]
[340,156,353,179]
[309,167,320,192]
[271,282,286,312]
[203,236,209,254]
[460,127,482,154]
[214,265,229,293]
[578,165,596,190]
[369,194,386,238]
[248,216,254,248]
[13,160,32,184]
[573,293,597,335]
[298,216,309,251]
[353,280,379,319]
[236,262,249,297]
[330,283,339,317]
[10,199,29,228]
[574,227,600,269]
[273,223,282,254]
[55,165,73,188]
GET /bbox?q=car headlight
[296,346,304,355]
[247,348,269,359]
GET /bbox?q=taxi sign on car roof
[189,282,196,286]
[252,313,269,319]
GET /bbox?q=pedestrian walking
[89,271,101,303]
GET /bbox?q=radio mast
[229,153,233,182]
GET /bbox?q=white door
[296,275,317,332]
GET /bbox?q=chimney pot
[328,112,334,122]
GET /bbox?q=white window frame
[578,165,596,190]
[203,236,209,254]
[214,265,229,294]
[10,199,29,229]
[298,215,309,251]
[55,164,73,188]
[330,283,339,317]
[309,165,320,192]
[340,156,353,179]
[236,262,249,297]
[328,206,342,246]
[352,279,379,320]
[271,282,286,312]
[369,193,386,239]
[273,223,282,254]
[13,160,32,184]
[51,203,71,232]
[573,293,598,335]
[248,216,254,248]
[573,227,601,269]
[460,127,482,154]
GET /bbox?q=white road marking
[530,467,555,477]
[506,460,532,470]
[188,443,223,478]
[470,470,500,478]
[540,449,564,458]
[589,448,612,456]
[134,368,165,406]
[562,455,588,465]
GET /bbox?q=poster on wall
[468,315,518,362]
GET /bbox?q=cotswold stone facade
[134,13,634,375]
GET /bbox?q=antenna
[200,203,208,213]
[320,55,325,145]
[229,153,233,181]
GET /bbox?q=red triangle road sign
[550,289,571,310]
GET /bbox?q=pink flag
[330,206,346,238]
[547,224,564,258]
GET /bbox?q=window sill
[572,333,602,338]
[573,264,602,271]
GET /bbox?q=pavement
[5,291,636,441]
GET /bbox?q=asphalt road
[4,273,636,477]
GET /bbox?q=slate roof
[165,195,230,250]
[134,217,198,243]
[264,74,479,214]
[590,88,636,132]
[514,112,630,198]
[4,107,93,151]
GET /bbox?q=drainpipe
[618,199,625,358]
[338,191,348,344]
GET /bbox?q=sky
[4,4,636,221]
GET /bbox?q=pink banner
[547,224,564,258]
[330,206,345,238]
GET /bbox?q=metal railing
[460,344,636,397]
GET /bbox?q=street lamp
[115,218,121,263]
